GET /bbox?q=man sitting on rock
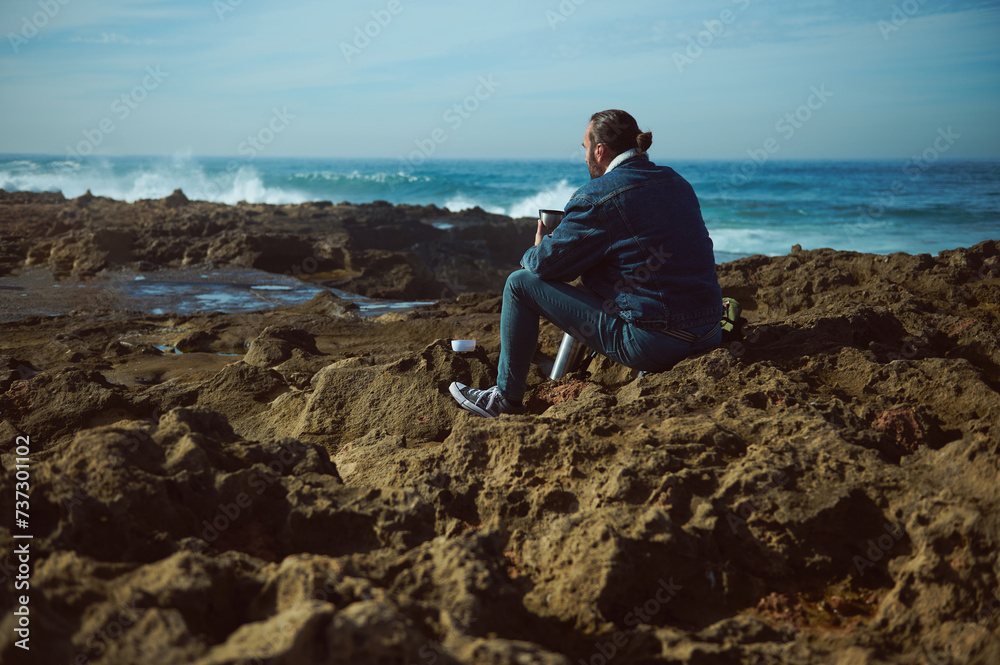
[450,109,723,418]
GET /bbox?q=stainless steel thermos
[549,332,586,380]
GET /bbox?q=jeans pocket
[623,327,695,372]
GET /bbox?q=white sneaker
[448,382,524,418]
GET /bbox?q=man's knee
[505,269,536,296]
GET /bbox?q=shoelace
[474,386,503,412]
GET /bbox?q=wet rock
[0,193,527,298]
[290,290,359,319]
[174,329,222,353]
[333,249,444,300]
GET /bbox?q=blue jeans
[497,270,721,402]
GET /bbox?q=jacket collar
[604,148,645,174]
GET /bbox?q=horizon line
[2,152,1000,163]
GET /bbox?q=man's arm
[520,195,608,282]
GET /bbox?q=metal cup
[539,209,565,231]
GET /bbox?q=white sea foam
[443,179,580,218]
[292,170,429,184]
[708,228,792,257]
[0,157,309,205]
[709,224,899,257]
[443,194,505,215]
[506,179,578,218]
[3,156,994,258]
[2,160,38,170]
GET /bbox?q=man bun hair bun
[637,131,652,153]
[589,110,652,158]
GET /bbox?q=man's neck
[603,148,642,175]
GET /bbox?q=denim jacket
[520,153,722,329]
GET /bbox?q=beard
[586,147,604,179]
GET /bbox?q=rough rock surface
[1,194,999,664]
[0,190,527,297]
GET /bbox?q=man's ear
[594,143,606,163]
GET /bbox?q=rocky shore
[1,190,999,664]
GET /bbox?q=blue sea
[1,154,997,264]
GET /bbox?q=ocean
[1,154,997,264]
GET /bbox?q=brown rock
[244,325,323,368]
[871,406,924,452]
[163,188,189,208]
[1,196,999,664]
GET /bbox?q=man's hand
[534,219,548,247]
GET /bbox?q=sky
[2,0,999,162]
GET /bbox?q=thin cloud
[0,0,997,158]
[68,32,159,46]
